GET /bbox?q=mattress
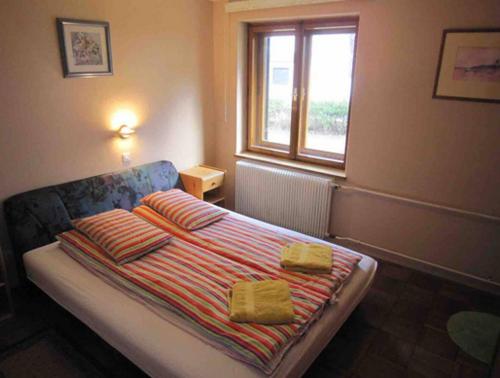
[23,212,377,378]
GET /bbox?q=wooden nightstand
[0,246,14,323]
[180,165,226,206]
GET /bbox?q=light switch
[122,152,131,166]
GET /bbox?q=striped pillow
[71,209,171,264]
[141,189,228,230]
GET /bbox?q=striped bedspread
[58,208,360,374]
[133,205,361,300]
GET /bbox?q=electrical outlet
[122,152,131,167]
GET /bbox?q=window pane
[262,35,295,146]
[304,33,355,155]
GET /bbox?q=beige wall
[1,0,498,289]
[0,0,214,282]
[213,1,500,288]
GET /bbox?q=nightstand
[180,165,226,206]
[0,246,14,323]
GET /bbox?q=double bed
[5,161,377,377]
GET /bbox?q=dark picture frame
[57,18,113,78]
[433,28,500,103]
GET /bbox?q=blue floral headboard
[4,160,183,275]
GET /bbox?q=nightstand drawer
[202,173,224,193]
[180,165,226,204]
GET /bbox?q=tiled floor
[305,261,499,378]
[0,287,147,378]
[1,260,498,377]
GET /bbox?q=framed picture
[57,18,113,78]
[433,28,500,103]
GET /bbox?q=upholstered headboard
[4,160,183,275]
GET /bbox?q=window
[247,18,358,169]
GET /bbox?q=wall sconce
[118,125,135,139]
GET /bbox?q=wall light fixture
[118,125,135,139]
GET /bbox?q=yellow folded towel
[280,243,333,274]
[228,280,294,325]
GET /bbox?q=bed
[4,161,377,377]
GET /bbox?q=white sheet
[23,213,377,378]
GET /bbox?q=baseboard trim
[330,236,500,296]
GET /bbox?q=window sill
[234,151,347,178]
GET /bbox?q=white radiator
[235,160,333,238]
